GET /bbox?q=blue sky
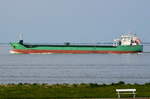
[0,0,150,43]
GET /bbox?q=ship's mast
[19,33,24,44]
[19,33,23,40]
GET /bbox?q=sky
[0,0,150,43]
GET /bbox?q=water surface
[0,45,150,84]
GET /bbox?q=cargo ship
[10,33,143,54]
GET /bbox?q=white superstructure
[114,33,141,46]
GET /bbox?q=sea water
[0,45,150,84]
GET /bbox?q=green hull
[10,42,143,54]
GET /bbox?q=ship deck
[22,43,116,48]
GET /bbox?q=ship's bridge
[114,33,141,46]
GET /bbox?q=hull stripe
[10,49,141,54]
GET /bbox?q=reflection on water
[0,45,150,84]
